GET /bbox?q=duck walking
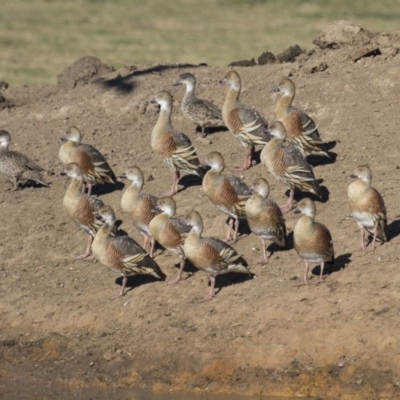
[347,164,387,252]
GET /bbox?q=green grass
[1,0,400,87]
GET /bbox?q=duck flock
[0,70,387,302]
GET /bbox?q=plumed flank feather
[226,107,269,148]
[166,141,203,176]
[290,105,322,141]
[282,111,328,157]
[203,237,248,268]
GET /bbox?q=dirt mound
[230,20,400,75]
[1,20,400,399]
[57,56,114,90]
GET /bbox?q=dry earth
[1,21,400,400]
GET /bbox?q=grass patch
[1,0,400,87]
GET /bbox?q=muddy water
[0,383,312,400]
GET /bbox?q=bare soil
[1,21,400,400]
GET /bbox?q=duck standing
[347,164,387,252]
[149,91,204,196]
[184,210,250,302]
[219,70,269,170]
[293,198,334,284]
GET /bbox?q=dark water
[0,383,312,400]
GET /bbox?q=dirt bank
[0,21,399,399]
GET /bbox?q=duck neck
[66,177,84,197]
[94,222,113,246]
[152,105,173,144]
[121,183,140,210]
[275,93,294,119]
[156,104,173,130]
[0,143,10,152]
[186,224,202,244]
[362,176,372,186]
[183,83,195,103]
[223,85,240,112]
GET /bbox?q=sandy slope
[1,23,400,399]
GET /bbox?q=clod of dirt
[57,56,114,90]
[258,52,276,65]
[313,20,372,49]
[0,81,9,90]
[349,45,381,62]
[228,58,257,67]
[0,93,13,110]
[303,60,329,74]
[276,44,304,63]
